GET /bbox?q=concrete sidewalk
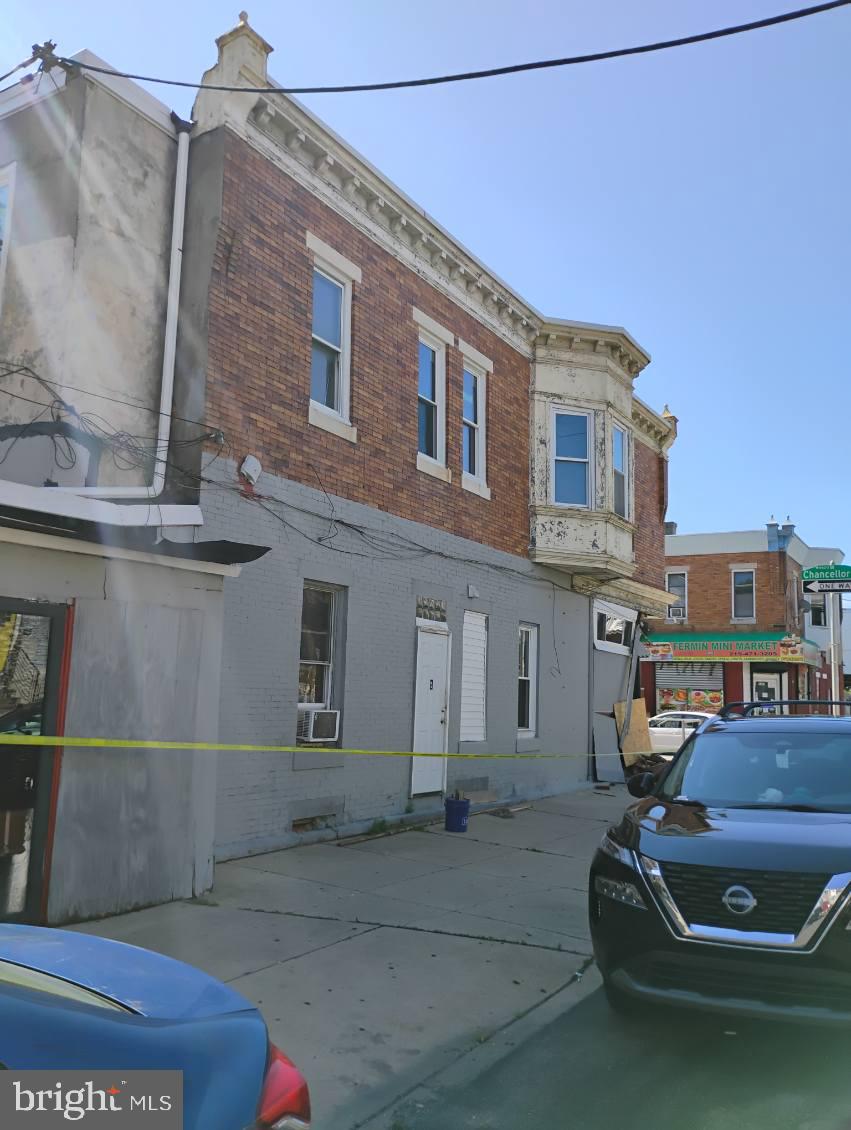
[75,785,625,1130]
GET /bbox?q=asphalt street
[388,992,851,1130]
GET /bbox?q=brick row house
[642,520,844,717]
[174,17,676,857]
[0,14,676,921]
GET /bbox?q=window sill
[516,736,540,752]
[665,618,689,626]
[594,639,632,655]
[462,473,491,500]
[416,452,451,483]
[309,401,358,443]
[730,617,757,625]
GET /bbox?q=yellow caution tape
[0,734,624,759]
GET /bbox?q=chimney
[193,12,274,133]
[766,516,780,552]
[664,521,678,535]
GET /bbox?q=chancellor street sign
[801,564,851,594]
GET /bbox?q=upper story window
[306,232,360,443]
[459,340,492,500]
[666,571,688,621]
[418,339,439,458]
[613,424,628,518]
[732,569,756,620]
[811,600,827,628]
[311,269,344,410]
[553,410,590,508]
[413,308,452,482]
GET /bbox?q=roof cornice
[245,94,541,353]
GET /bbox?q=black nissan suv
[589,702,851,1024]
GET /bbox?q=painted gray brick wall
[202,462,595,860]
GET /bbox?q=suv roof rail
[718,700,850,720]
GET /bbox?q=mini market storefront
[641,633,823,716]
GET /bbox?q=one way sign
[803,579,851,594]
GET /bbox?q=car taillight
[255,1044,311,1129]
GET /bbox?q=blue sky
[4,1,850,551]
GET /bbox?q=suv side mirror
[627,772,655,798]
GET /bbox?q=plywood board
[614,699,652,766]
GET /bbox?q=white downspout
[60,113,193,499]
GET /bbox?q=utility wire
[47,2,851,95]
[0,53,36,85]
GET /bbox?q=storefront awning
[645,632,822,666]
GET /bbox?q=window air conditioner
[669,605,686,620]
[297,709,341,743]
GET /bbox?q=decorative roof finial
[239,10,249,23]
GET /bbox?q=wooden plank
[614,698,652,767]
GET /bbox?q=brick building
[641,520,843,717]
[164,15,677,857]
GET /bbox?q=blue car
[0,924,311,1129]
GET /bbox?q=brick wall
[632,440,667,589]
[206,130,532,558]
[664,550,797,633]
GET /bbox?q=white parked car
[648,711,714,755]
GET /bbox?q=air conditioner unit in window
[297,709,341,743]
[669,605,686,620]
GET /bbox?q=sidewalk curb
[352,960,602,1130]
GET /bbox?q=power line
[45,2,851,96]
[0,360,228,436]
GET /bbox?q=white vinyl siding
[460,611,488,741]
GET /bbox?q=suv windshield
[658,729,851,812]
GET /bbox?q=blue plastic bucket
[444,796,470,833]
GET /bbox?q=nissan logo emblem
[722,885,758,916]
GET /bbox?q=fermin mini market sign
[645,633,820,665]
[801,563,851,594]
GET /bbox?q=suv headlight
[598,832,636,869]
[594,875,647,909]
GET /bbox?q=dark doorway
[0,598,65,922]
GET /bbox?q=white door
[411,626,450,795]
[752,672,783,714]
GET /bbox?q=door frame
[410,619,451,796]
[0,597,68,923]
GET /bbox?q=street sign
[803,579,851,593]
[801,564,851,594]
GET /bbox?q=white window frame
[298,584,336,713]
[0,162,16,322]
[551,407,592,509]
[593,599,638,655]
[730,566,756,622]
[306,232,360,443]
[415,326,449,482]
[612,422,630,520]
[518,623,539,737]
[459,339,492,500]
[665,570,688,622]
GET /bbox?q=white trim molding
[412,307,454,346]
[0,525,240,577]
[462,473,491,500]
[417,452,451,483]
[458,339,494,373]
[308,400,358,443]
[306,231,362,283]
